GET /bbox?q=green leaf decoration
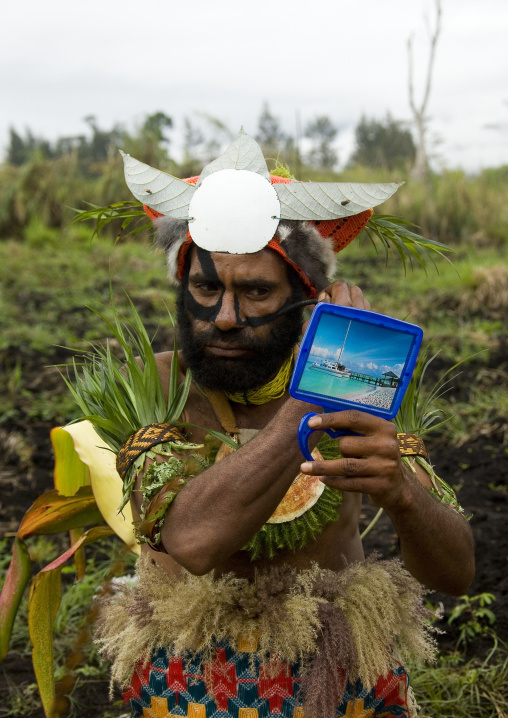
[0,537,31,662]
[242,485,342,559]
[28,567,61,718]
[276,181,403,220]
[120,151,195,218]
[394,348,471,520]
[198,128,271,185]
[361,214,455,273]
[394,347,458,438]
[69,200,149,242]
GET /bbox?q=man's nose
[213,291,244,332]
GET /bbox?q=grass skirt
[95,555,435,717]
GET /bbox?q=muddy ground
[0,348,507,717]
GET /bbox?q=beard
[176,286,304,393]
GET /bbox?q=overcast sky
[1,0,507,172]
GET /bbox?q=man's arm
[131,397,321,575]
[300,410,475,595]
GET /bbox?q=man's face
[177,245,305,392]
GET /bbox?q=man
[97,132,474,718]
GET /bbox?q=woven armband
[397,432,429,461]
[116,423,187,478]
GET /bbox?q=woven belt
[397,433,428,461]
[116,423,185,478]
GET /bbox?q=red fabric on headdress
[143,174,372,293]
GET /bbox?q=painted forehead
[189,245,289,285]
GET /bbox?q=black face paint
[184,246,298,328]
[176,284,305,392]
[272,299,318,317]
[183,247,224,323]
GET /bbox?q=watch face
[290,304,423,420]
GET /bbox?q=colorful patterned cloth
[125,643,416,718]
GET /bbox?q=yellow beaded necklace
[225,353,293,405]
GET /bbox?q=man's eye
[246,287,270,299]
[195,283,220,294]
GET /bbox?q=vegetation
[0,111,507,717]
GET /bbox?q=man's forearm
[384,466,475,595]
[154,398,319,573]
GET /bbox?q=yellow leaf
[50,427,90,496]
[59,422,139,555]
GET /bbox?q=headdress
[121,129,402,295]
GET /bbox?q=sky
[1,0,507,172]
[308,314,414,377]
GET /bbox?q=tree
[6,127,52,165]
[141,111,173,147]
[180,116,206,177]
[305,115,338,170]
[81,115,123,162]
[256,103,286,156]
[349,114,416,170]
[407,0,442,180]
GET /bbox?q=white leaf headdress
[121,128,402,255]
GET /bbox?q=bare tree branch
[407,0,443,180]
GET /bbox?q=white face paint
[187,169,281,254]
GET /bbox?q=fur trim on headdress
[153,216,188,286]
[275,220,337,291]
[154,216,337,293]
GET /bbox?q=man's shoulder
[154,350,175,367]
[154,350,186,381]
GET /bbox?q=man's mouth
[205,343,252,358]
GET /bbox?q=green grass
[410,645,508,718]
[0,225,176,353]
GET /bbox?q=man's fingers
[307,409,395,437]
[301,457,372,477]
[337,433,398,459]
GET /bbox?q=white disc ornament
[188,169,281,254]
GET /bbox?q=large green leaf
[0,537,31,662]
[120,151,195,217]
[17,486,104,539]
[28,526,113,718]
[198,128,270,184]
[275,181,403,220]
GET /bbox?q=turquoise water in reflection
[298,361,376,401]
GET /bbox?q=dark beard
[176,286,304,393]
